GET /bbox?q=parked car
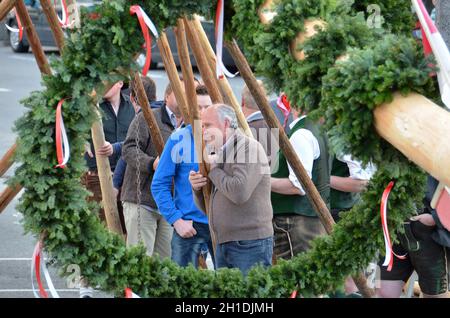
[5,0,99,52]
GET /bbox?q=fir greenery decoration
[11,0,439,297]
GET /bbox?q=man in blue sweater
[151,90,213,268]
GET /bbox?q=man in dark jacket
[82,81,135,231]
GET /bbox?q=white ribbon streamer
[215,0,238,79]
[31,241,60,298]
[139,7,159,39]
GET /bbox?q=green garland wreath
[10,0,440,297]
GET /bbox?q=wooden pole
[174,18,216,255]
[132,72,165,155]
[174,19,212,208]
[225,38,375,298]
[0,0,16,21]
[156,32,191,125]
[0,143,17,177]
[15,0,51,75]
[374,92,450,187]
[226,39,335,232]
[39,0,65,52]
[189,16,253,137]
[90,103,124,237]
[188,16,225,97]
[173,19,209,173]
[183,17,223,104]
[0,184,21,215]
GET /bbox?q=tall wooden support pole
[90,101,124,237]
[226,39,334,233]
[0,0,16,21]
[190,16,253,137]
[156,33,191,125]
[39,0,65,52]
[0,184,21,215]
[174,19,216,255]
[132,72,165,155]
[174,19,212,210]
[225,39,375,298]
[183,17,223,105]
[0,143,17,177]
[15,0,51,75]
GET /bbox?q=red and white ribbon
[215,0,238,79]
[289,290,298,298]
[55,99,70,169]
[125,288,141,298]
[5,10,23,42]
[413,0,450,109]
[276,93,291,128]
[380,181,407,272]
[31,241,60,298]
[130,5,159,77]
[53,0,73,28]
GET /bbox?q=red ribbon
[276,93,291,128]
[421,26,433,57]
[125,287,140,298]
[34,242,49,298]
[289,290,298,298]
[16,11,23,42]
[130,5,152,76]
[380,181,407,272]
[55,99,67,169]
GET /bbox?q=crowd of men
[79,72,449,298]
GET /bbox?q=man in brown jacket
[189,104,273,275]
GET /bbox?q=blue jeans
[171,221,214,268]
[215,237,273,275]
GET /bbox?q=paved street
[0,42,246,298]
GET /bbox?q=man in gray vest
[270,108,330,259]
[241,81,274,162]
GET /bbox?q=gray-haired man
[189,104,273,275]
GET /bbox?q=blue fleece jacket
[151,125,208,225]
